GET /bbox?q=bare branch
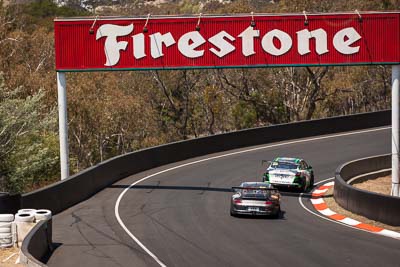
[152,70,177,112]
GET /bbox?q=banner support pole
[392,65,400,196]
[57,72,69,180]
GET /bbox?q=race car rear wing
[232,186,281,199]
[232,186,278,191]
[232,186,278,190]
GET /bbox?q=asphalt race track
[47,127,400,267]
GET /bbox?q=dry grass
[352,175,392,195]
[324,175,400,232]
[0,246,23,266]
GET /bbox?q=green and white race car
[262,157,314,191]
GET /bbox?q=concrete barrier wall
[0,193,20,214]
[20,110,390,215]
[20,219,52,267]
[334,154,400,226]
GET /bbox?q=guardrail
[334,154,400,226]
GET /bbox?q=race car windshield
[241,188,271,199]
[271,162,297,169]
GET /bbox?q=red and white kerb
[311,181,400,240]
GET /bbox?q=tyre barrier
[15,213,35,223]
[18,209,37,214]
[0,209,53,251]
[15,209,52,221]
[0,214,14,222]
[0,233,12,239]
[0,214,14,247]
[0,235,13,247]
[34,210,52,221]
[0,227,11,233]
[0,233,12,245]
[0,222,11,231]
[14,210,51,247]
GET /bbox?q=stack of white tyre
[15,209,52,223]
[0,209,52,248]
[33,209,52,221]
[0,214,14,248]
[14,209,52,248]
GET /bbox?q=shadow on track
[231,210,287,220]
[108,184,315,199]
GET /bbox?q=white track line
[115,126,390,266]
[299,179,400,240]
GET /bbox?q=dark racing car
[230,182,281,217]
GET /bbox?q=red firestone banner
[54,12,400,71]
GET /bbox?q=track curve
[48,127,399,267]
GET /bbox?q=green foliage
[232,101,257,129]
[179,0,202,14]
[5,134,60,193]
[21,0,89,17]
[5,0,89,32]
[0,73,59,193]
